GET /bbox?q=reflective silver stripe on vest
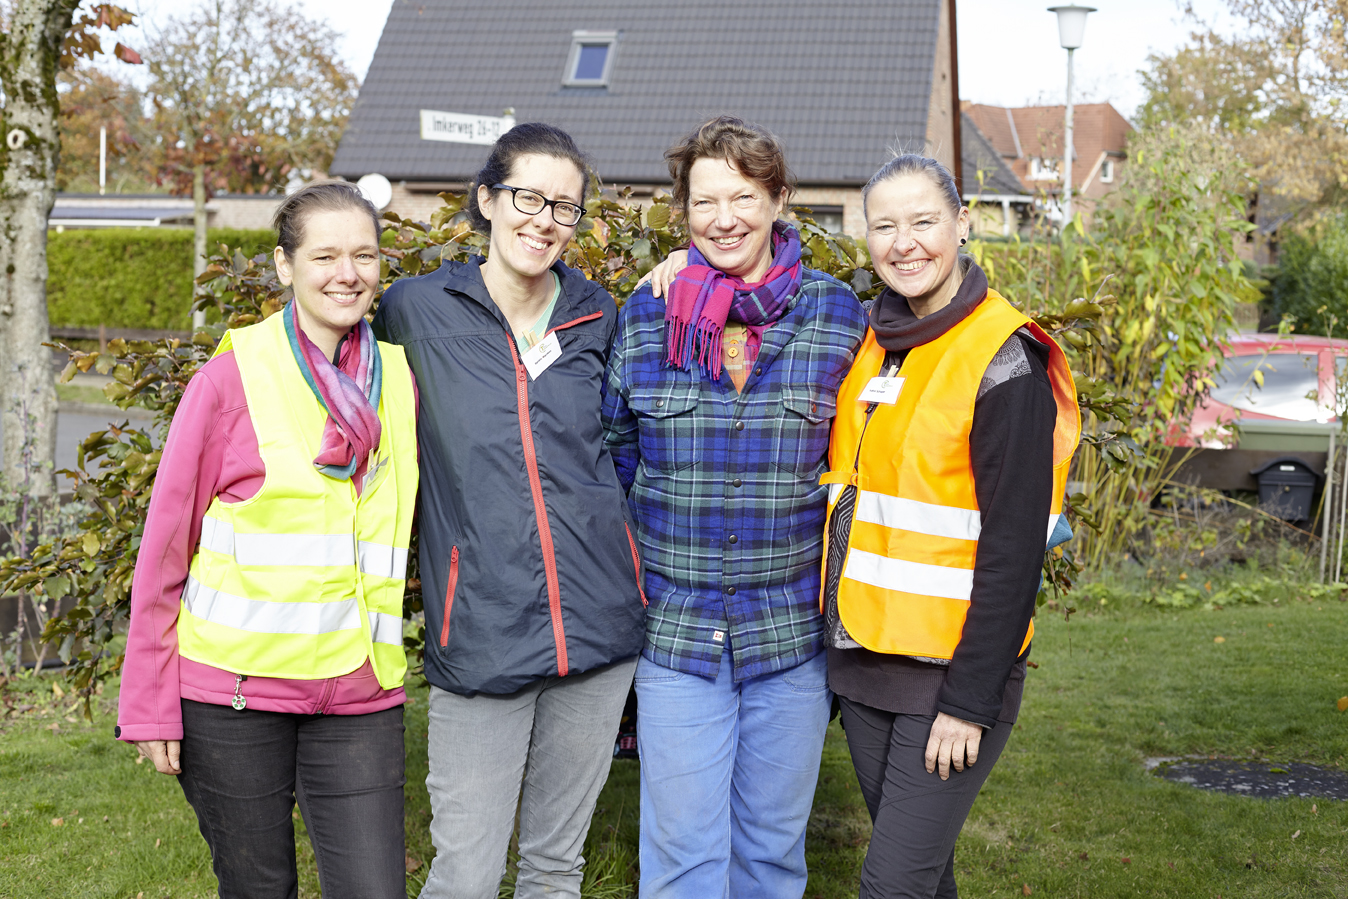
[200,517,406,577]
[854,491,981,542]
[842,548,975,601]
[367,611,404,647]
[183,577,362,635]
[841,492,1061,548]
[358,541,410,579]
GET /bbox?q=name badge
[521,331,562,380]
[858,375,904,405]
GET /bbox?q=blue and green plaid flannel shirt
[600,268,867,682]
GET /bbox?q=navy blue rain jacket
[373,256,647,695]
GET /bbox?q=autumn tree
[56,64,153,193]
[1138,0,1348,211]
[0,1,138,496]
[143,0,359,326]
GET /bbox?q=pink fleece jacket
[115,350,409,743]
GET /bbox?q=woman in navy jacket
[372,123,645,899]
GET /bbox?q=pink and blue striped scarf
[664,221,803,380]
[284,301,382,491]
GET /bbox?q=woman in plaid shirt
[600,116,867,899]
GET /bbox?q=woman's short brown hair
[665,115,796,212]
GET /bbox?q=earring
[959,237,967,246]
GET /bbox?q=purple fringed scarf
[284,301,383,493]
[664,221,803,379]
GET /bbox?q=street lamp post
[1048,4,1094,231]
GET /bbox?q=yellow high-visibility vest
[820,290,1080,659]
[176,309,418,689]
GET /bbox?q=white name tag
[521,331,562,380]
[858,375,904,405]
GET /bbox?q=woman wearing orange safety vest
[821,154,1080,899]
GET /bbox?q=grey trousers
[419,657,638,899]
[839,698,1014,899]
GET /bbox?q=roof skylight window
[564,31,617,87]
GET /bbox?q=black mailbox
[1250,457,1320,522]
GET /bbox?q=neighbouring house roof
[962,102,1133,192]
[331,0,945,186]
[50,196,195,228]
[960,112,1027,197]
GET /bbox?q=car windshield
[1210,353,1321,420]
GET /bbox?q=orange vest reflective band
[820,290,1080,659]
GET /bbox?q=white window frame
[563,31,618,87]
[1099,159,1115,183]
[1029,157,1060,182]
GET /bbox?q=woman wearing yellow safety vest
[116,182,418,899]
[821,155,1080,899]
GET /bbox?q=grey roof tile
[331,0,941,186]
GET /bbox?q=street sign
[420,110,516,145]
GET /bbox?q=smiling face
[686,156,785,282]
[273,207,381,357]
[864,173,971,315]
[479,153,585,284]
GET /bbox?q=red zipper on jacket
[508,336,570,676]
[439,546,459,648]
[547,311,602,336]
[624,523,648,607]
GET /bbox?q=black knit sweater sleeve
[935,335,1056,727]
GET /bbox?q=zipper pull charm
[231,674,248,711]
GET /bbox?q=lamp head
[1048,4,1096,50]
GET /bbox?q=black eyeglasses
[492,184,586,227]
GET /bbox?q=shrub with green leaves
[46,228,274,330]
[1267,212,1348,337]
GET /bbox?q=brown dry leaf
[1337,697,1348,712]
[1079,852,1089,861]
[1214,636,1226,644]
[51,817,64,826]
[1122,857,1132,864]
[1022,884,1032,896]
[1312,804,1318,814]
[154,838,161,848]
[1292,830,1301,840]
[52,683,65,698]
[46,723,60,733]
[405,853,423,874]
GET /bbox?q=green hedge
[47,228,275,330]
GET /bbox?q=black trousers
[176,699,406,899]
[839,698,1014,899]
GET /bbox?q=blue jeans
[635,649,831,899]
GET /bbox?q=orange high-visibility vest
[820,289,1080,659]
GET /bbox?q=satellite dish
[357,173,394,211]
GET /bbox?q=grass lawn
[2,585,1346,898]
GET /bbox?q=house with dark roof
[330,0,961,238]
[959,111,1035,239]
[962,101,1133,231]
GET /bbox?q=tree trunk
[192,162,207,329]
[0,0,80,497]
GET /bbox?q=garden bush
[46,228,274,331]
[1266,212,1348,337]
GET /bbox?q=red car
[1177,333,1348,448]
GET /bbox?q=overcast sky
[118,0,1237,121]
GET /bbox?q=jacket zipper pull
[231,674,248,711]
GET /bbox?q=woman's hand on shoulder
[135,739,182,775]
[924,712,983,781]
[635,250,690,300]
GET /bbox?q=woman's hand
[924,712,982,781]
[135,739,182,775]
[636,250,690,299]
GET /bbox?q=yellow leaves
[52,682,65,698]
[82,533,101,557]
[1214,635,1227,643]
[1252,369,1265,388]
[1337,696,1348,712]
